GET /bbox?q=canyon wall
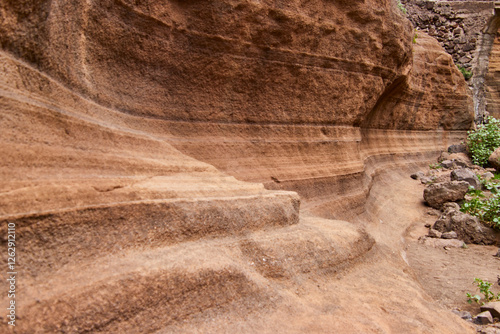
[402,0,495,69]
[402,0,500,121]
[485,28,500,119]
[0,0,474,332]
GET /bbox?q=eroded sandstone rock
[0,0,477,332]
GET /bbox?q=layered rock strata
[485,32,500,119]
[403,0,500,122]
[0,0,474,332]
[402,0,495,69]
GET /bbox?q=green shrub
[396,0,407,14]
[457,65,472,80]
[461,179,500,229]
[467,278,500,305]
[466,117,500,166]
[429,162,442,169]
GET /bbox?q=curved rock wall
[0,0,473,219]
[2,0,412,126]
[0,0,475,332]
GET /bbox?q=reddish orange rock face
[0,1,475,333]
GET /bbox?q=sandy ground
[405,188,500,319]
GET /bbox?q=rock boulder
[423,181,470,209]
[433,210,497,245]
[481,302,500,319]
[475,311,493,325]
[450,168,481,190]
[488,147,500,171]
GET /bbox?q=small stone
[441,231,457,239]
[442,202,461,212]
[420,176,435,184]
[427,208,441,216]
[448,144,466,154]
[439,151,451,162]
[463,44,475,52]
[441,159,470,169]
[482,172,495,181]
[452,309,472,321]
[449,153,473,167]
[451,168,481,190]
[481,302,500,319]
[458,56,471,64]
[411,171,425,180]
[495,249,500,257]
[475,311,493,325]
[428,229,442,238]
[440,160,455,169]
[425,223,431,228]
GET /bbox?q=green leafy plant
[413,31,418,44]
[461,196,486,216]
[467,278,500,304]
[466,117,500,166]
[396,0,407,14]
[457,65,472,80]
[461,181,500,229]
[429,162,442,169]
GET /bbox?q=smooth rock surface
[428,228,443,238]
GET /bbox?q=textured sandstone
[485,33,500,119]
[362,32,473,130]
[0,0,476,333]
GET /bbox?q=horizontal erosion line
[165,138,361,144]
[0,192,296,222]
